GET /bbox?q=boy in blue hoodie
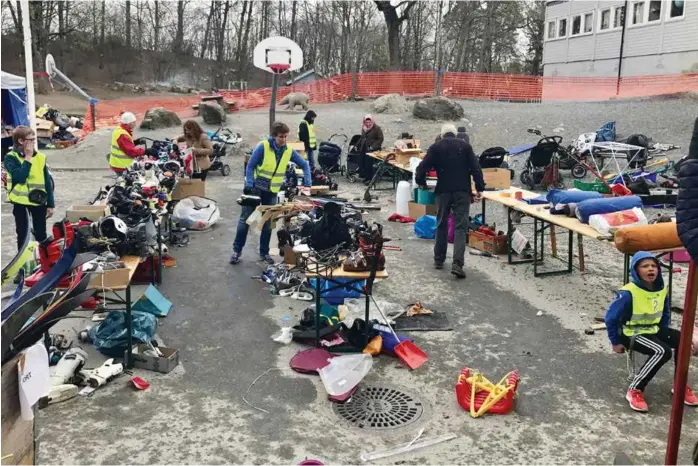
[606,251,698,412]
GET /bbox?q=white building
[543,0,698,77]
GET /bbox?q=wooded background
[0,0,546,91]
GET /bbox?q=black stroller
[479,146,514,179]
[519,130,564,190]
[345,134,364,183]
[317,134,348,174]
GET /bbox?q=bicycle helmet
[98,216,128,243]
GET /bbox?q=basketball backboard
[253,36,303,74]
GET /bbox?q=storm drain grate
[332,384,424,430]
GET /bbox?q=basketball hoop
[268,63,291,74]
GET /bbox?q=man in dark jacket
[416,124,485,279]
[677,116,698,262]
[298,110,317,172]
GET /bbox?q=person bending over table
[415,124,484,279]
[605,251,698,412]
[357,114,384,182]
[230,121,311,265]
[176,120,213,181]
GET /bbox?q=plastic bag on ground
[272,327,293,345]
[88,311,157,357]
[414,215,437,239]
[172,196,221,230]
[318,354,373,396]
[589,207,648,236]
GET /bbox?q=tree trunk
[241,1,253,80]
[236,1,247,64]
[216,0,231,88]
[200,1,215,59]
[290,0,297,42]
[175,1,185,55]
[100,0,105,69]
[125,0,131,49]
[153,1,160,51]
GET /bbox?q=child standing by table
[605,251,698,412]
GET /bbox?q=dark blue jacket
[677,116,698,262]
[605,251,670,345]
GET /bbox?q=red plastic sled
[455,367,518,415]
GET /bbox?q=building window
[558,18,567,37]
[668,0,684,18]
[600,9,611,30]
[648,1,662,21]
[584,12,594,33]
[547,20,556,39]
[632,1,645,24]
[571,15,581,35]
[614,5,626,28]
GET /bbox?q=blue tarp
[1,71,29,127]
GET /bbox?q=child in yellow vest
[606,251,698,412]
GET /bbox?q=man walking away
[415,124,485,279]
[230,121,312,265]
[298,110,317,172]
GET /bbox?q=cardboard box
[408,201,437,219]
[283,245,298,266]
[474,168,512,191]
[1,355,35,466]
[88,261,131,289]
[171,179,206,200]
[35,119,54,138]
[129,345,180,374]
[66,204,111,222]
[468,230,508,255]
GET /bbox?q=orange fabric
[614,223,682,254]
[82,72,698,135]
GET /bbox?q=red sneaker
[626,389,649,412]
[672,386,698,406]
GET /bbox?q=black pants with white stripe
[619,327,681,392]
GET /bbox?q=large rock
[412,97,464,121]
[372,93,410,114]
[199,101,227,125]
[139,107,182,130]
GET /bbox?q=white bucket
[396,181,411,217]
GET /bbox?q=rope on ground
[242,367,282,414]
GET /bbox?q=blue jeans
[233,190,278,256]
[307,148,316,172]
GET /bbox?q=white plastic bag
[318,354,372,396]
[588,207,648,236]
[271,327,293,345]
[172,196,220,230]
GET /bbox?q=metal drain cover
[332,384,424,429]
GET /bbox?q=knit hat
[441,123,457,137]
[120,112,137,124]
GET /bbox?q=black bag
[344,318,378,350]
[626,134,649,169]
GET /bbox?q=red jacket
[112,124,145,173]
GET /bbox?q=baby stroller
[345,134,364,183]
[317,134,347,174]
[520,129,564,190]
[480,147,514,179]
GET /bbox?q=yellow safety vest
[110,126,134,169]
[298,120,317,150]
[621,282,667,337]
[5,151,47,206]
[254,140,293,193]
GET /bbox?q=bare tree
[125,0,131,48]
[173,0,186,56]
[374,0,416,70]
[523,0,545,75]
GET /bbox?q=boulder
[412,97,464,121]
[199,101,227,125]
[139,107,182,130]
[372,93,410,114]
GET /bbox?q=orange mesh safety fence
[82,72,698,134]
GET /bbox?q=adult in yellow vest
[298,110,317,171]
[109,112,145,173]
[3,126,54,250]
[605,251,698,412]
[230,121,311,265]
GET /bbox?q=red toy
[455,367,518,417]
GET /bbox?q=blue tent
[1,71,29,127]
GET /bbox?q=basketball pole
[20,0,36,133]
[269,72,279,133]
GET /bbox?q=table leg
[533,217,538,276]
[578,234,585,273]
[550,225,558,258]
[126,283,133,369]
[365,289,371,348]
[567,230,573,273]
[314,274,321,348]
[157,221,163,285]
[623,254,630,284]
[668,252,674,310]
[481,198,486,225]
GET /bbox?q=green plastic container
[413,188,419,202]
[417,189,436,205]
[574,179,611,194]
